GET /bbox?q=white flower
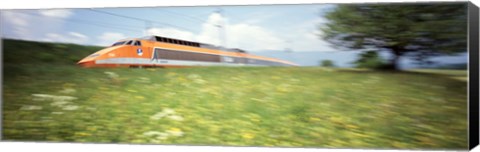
[86,107,97,111]
[32,94,55,98]
[59,88,76,94]
[51,101,71,107]
[62,105,79,110]
[52,112,64,115]
[143,131,163,136]
[32,94,54,101]
[167,115,184,121]
[187,74,200,79]
[20,105,42,110]
[104,71,119,78]
[31,94,77,102]
[52,95,77,101]
[194,79,206,84]
[143,131,170,140]
[150,112,168,120]
[136,77,151,83]
[166,129,184,137]
[162,108,176,114]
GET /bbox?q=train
[77,35,297,68]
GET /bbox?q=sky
[0,4,468,67]
[0,4,337,52]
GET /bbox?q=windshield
[112,41,126,46]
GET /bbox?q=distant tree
[320,3,467,70]
[352,51,387,69]
[320,59,335,67]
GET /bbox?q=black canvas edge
[468,1,479,150]
[0,2,476,150]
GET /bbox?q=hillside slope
[1,39,469,149]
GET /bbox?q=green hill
[1,39,468,149]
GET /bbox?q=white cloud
[144,13,286,51]
[146,28,195,42]
[97,32,128,46]
[69,32,88,39]
[280,18,337,52]
[1,10,75,43]
[1,11,31,38]
[42,31,89,44]
[38,9,73,18]
[197,13,286,51]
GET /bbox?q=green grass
[2,39,468,149]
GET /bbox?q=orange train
[77,35,297,68]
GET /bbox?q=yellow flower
[169,127,181,132]
[242,133,255,139]
[346,124,359,129]
[86,127,97,131]
[166,128,184,137]
[309,117,321,121]
[135,96,145,100]
[75,132,91,137]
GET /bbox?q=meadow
[2,39,468,149]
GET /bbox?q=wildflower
[20,105,42,110]
[86,107,97,111]
[242,133,255,139]
[31,94,55,101]
[166,128,184,137]
[127,89,138,93]
[167,115,184,121]
[51,101,70,107]
[75,132,91,137]
[150,112,168,120]
[162,108,176,115]
[52,95,77,102]
[32,94,55,98]
[309,117,321,121]
[193,79,206,84]
[62,105,79,110]
[143,131,170,140]
[187,74,200,79]
[51,112,64,115]
[166,72,177,77]
[136,77,151,83]
[143,131,163,136]
[150,108,180,120]
[59,88,76,94]
[135,96,145,100]
[104,71,119,78]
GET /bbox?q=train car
[77,35,297,68]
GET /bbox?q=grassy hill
[2,39,468,149]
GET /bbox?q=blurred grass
[2,39,468,149]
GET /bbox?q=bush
[320,60,335,67]
[352,51,388,69]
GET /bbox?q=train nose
[77,53,100,67]
[77,60,96,67]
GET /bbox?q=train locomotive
[77,35,297,68]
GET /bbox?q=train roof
[140,35,248,54]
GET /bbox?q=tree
[352,51,387,69]
[320,59,335,67]
[320,3,467,70]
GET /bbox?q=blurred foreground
[2,39,468,149]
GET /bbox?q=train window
[126,40,133,45]
[134,41,141,46]
[111,41,126,46]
